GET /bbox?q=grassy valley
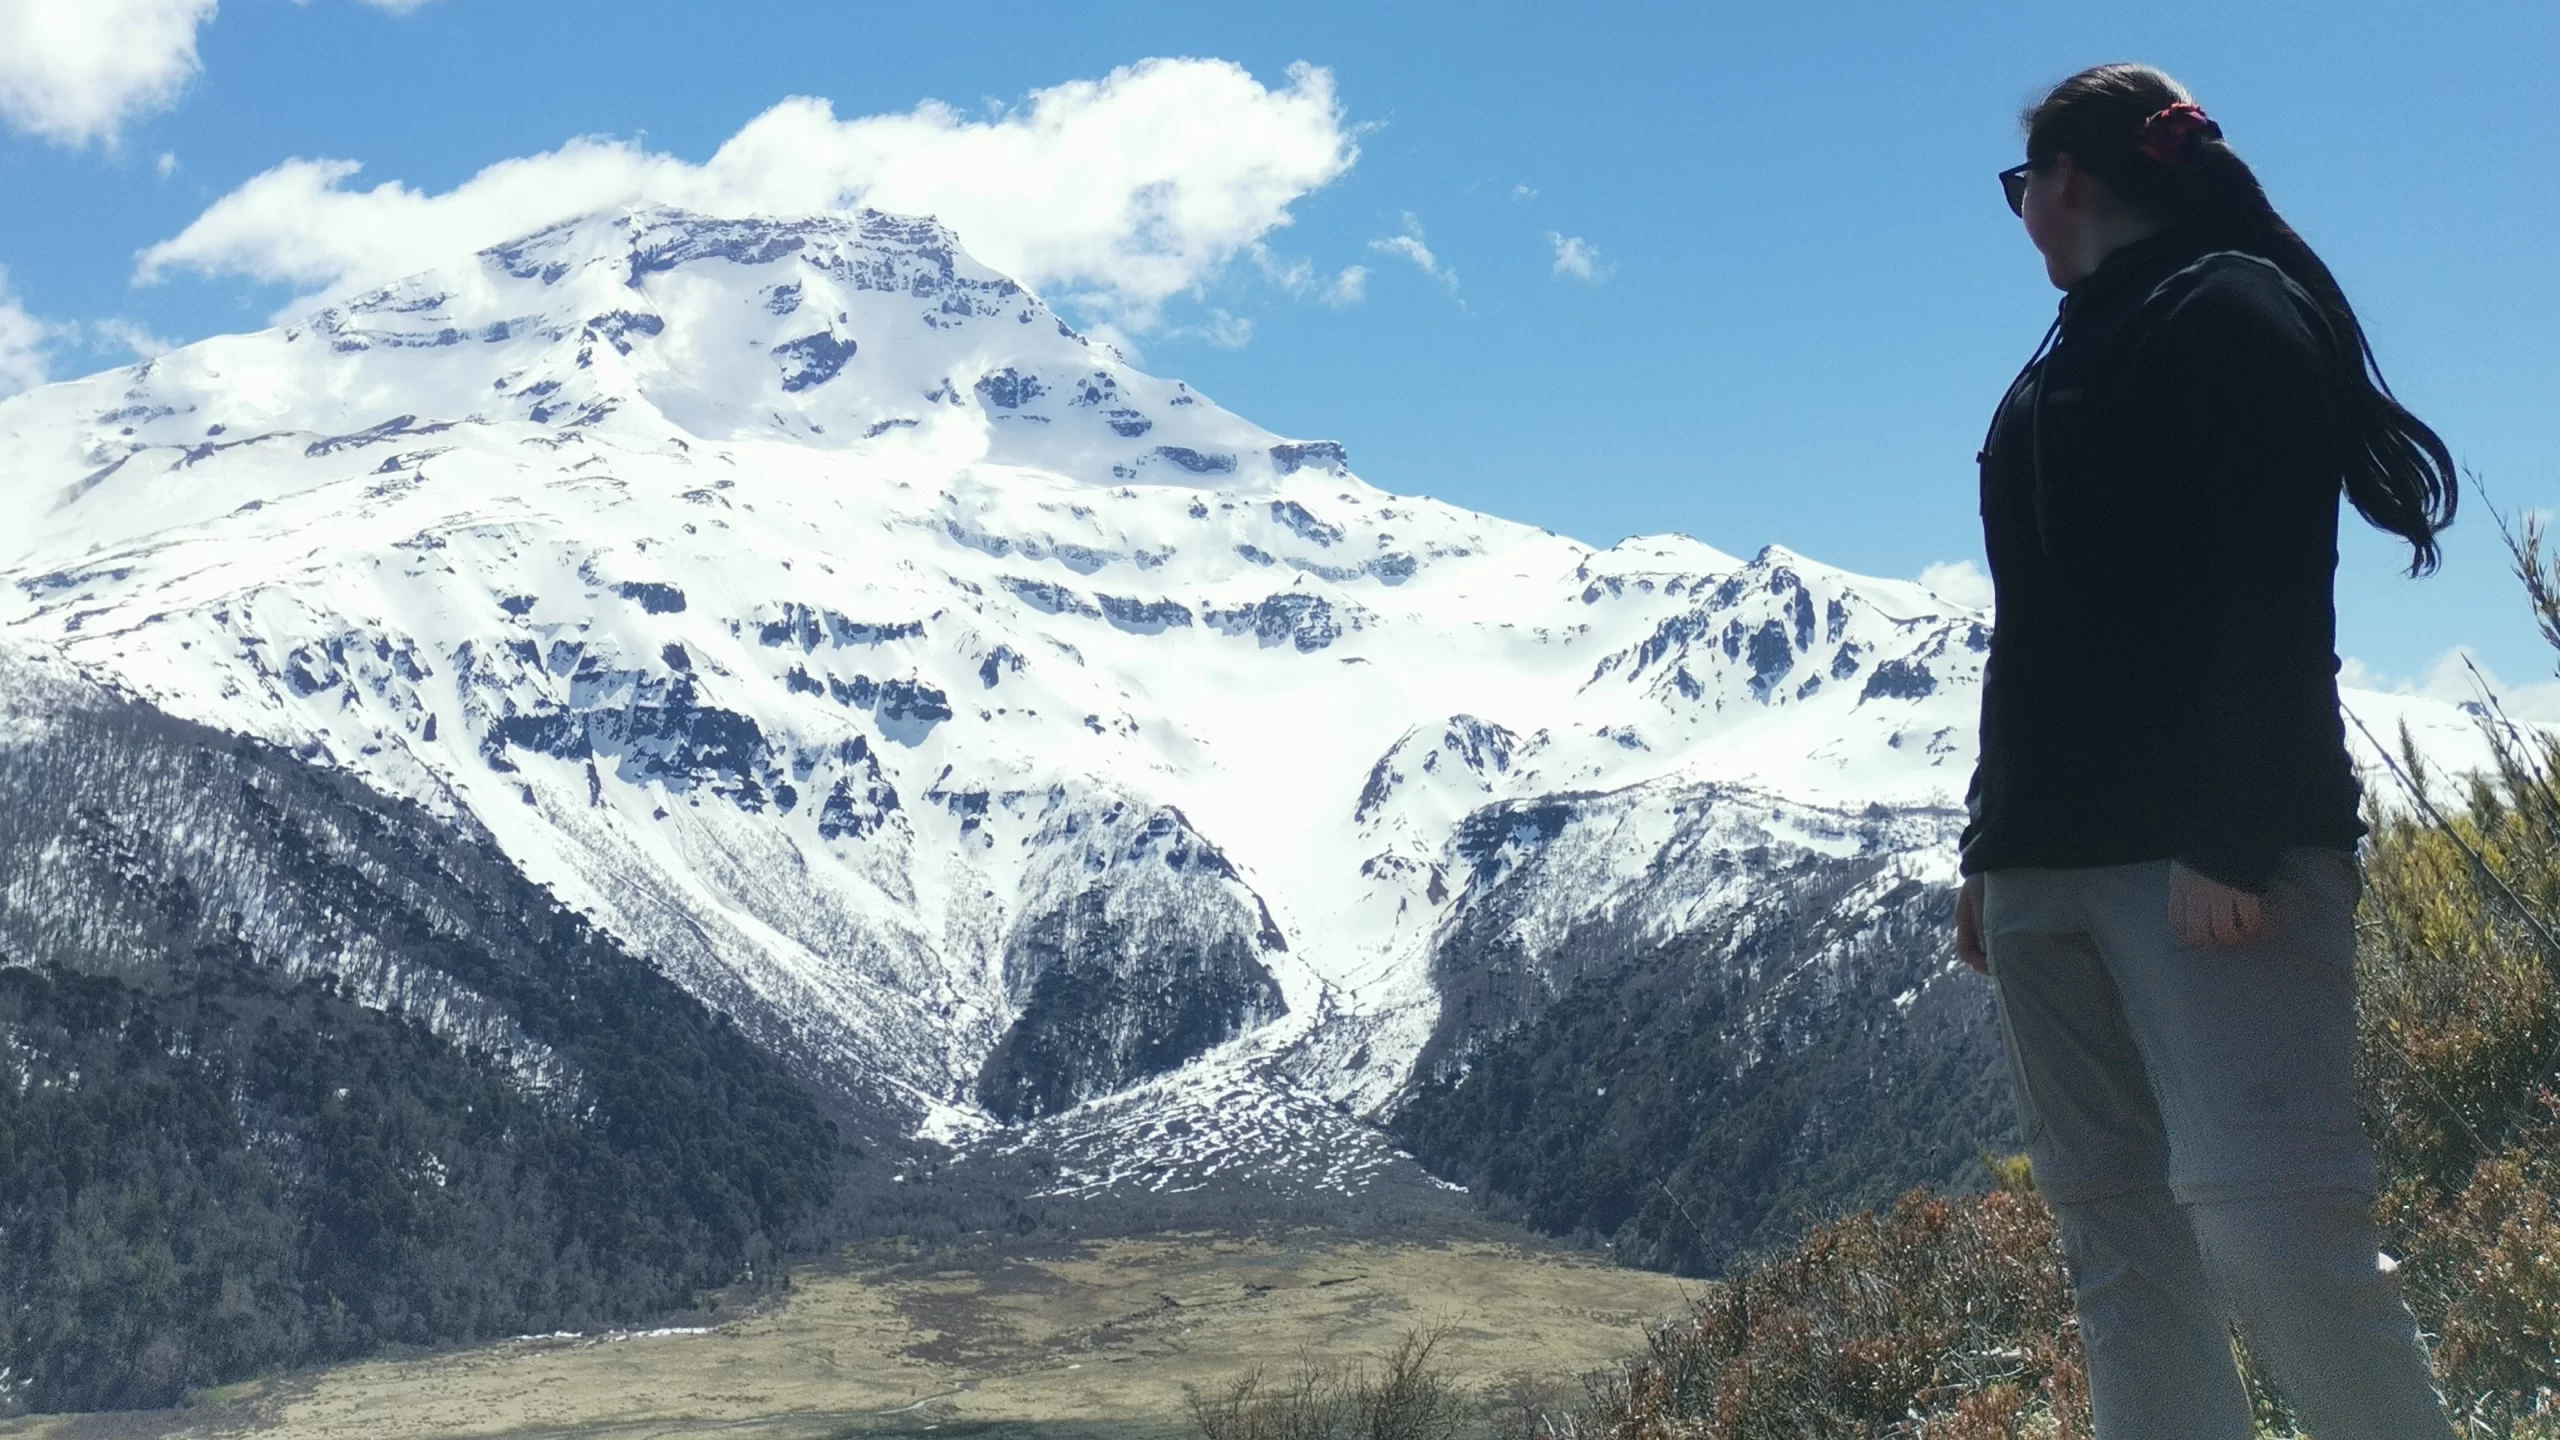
[0,1230,1695,1440]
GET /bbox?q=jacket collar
[2056,227,2214,336]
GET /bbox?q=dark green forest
[0,658,839,1413]
[1396,862,2017,1276]
[0,952,831,1412]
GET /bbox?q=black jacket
[1958,228,2367,892]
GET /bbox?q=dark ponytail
[2025,64,2458,575]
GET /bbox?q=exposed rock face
[1384,776,2010,1271]
[1415,782,1962,1085]
[978,796,1287,1121]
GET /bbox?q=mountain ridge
[0,203,2494,1225]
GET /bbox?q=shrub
[2353,721,2560,1429]
[2342,512,2560,1434]
[1188,1328,1474,1440]
[1575,1186,2087,1439]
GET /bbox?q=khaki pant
[1984,848,2451,1439]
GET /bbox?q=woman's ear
[2049,153,2091,212]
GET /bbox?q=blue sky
[2,0,2553,703]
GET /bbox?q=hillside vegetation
[0,663,840,1414]
[1394,856,2013,1276]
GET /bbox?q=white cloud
[1547,231,1606,283]
[1168,308,1255,349]
[1079,322,1142,366]
[1373,234,1434,270]
[0,269,55,398]
[0,283,182,395]
[136,58,1359,330]
[356,0,438,10]
[87,317,177,360]
[156,151,178,179]
[0,0,219,147]
[1251,246,1369,310]
[2342,647,2560,723]
[1918,559,1994,609]
[1369,213,1456,290]
[1253,246,1314,294]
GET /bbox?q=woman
[1950,65,2459,1438]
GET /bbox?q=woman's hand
[2169,861,2266,947]
[1956,873,1988,973]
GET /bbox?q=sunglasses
[1999,162,2034,217]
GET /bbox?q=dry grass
[0,1231,1693,1440]
[1186,1326,1476,1440]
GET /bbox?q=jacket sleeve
[1957,758,1984,868]
[2152,261,2345,893]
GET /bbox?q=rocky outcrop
[976,793,1288,1122]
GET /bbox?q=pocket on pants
[1987,962,2050,1148]
[2299,844,2363,910]
[2271,846,2362,972]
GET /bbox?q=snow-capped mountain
[0,207,2490,1197]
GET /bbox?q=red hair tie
[2136,102,2222,164]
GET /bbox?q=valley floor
[3,1231,1695,1440]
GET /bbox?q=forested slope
[1396,846,2016,1275]
[0,649,840,1412]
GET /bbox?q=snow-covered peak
[0,206,1315,567]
